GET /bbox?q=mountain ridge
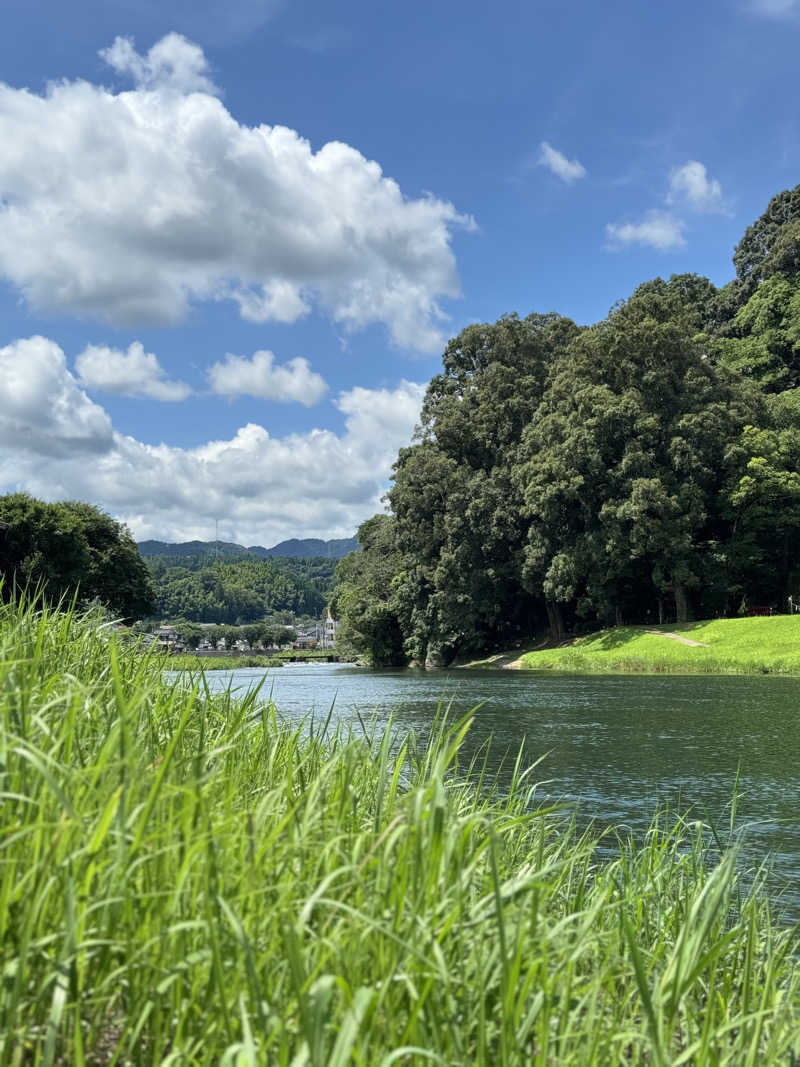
[138,536,358,560]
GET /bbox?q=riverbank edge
[456,616,800,675]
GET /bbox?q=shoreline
[456,616,800,676]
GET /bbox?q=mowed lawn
[520,615,800,674]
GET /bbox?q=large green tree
[724,389,800,607]
[330,515,406,666]
[333,187,800,658]
[517,283,760,626]
[712,183,800,332]
[0,493,154,620]
[711,273,800,392]
[389,313,580,663]
[733,184,800,298]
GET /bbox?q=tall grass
[1,599,799,1064]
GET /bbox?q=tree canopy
[332,184,800,665]
[0,493,154,620]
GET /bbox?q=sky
[1,0,799,547]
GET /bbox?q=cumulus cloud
[0,335,425,544]
[605,211,686,251]
[336,381,426,445]
[538,142,587,184]
[668,160,725,212]
[0,35,473,352]
[208,349,328,405]
[100,33,221,95]
[0,337,113,457]
[76,341,192,401]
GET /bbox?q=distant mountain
[248,537,358,559]
[138,539,250,558]
[138,536,358,560]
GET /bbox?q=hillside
[144,555,327,623]
[515,616,800,675]
[250,536,358,558]
[138,536,357,559]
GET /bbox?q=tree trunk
[615,605,623,627]
[657,598,664,625]
[781,529,790,608]
[674,584,689,623]
[545,600,565,643]
[425,643,449,668]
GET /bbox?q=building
[155,626,186,653]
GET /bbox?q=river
[197,662,800,917]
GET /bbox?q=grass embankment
[166,649,344,671]
[2,601,800,1064]
[520,615,800,675]
[272,648,344,662]
[166,653,284,671]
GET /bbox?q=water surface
[197,663,800,915]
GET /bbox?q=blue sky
[1,0,798,545]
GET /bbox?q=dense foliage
[0,492,153,620]
[335,184,800,665]
[3,601,800,1063]
[145,554,328,623]
[330,515,407,665]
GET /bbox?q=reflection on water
[194,662,800,917]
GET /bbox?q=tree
[330,516,406,666]
[733,184,800,300]
[711,273,800,392]
[333,189,800,655]
[725,389,800,606]
[388,313,579,661]
[517,284,760,625]
[0,493,154,620]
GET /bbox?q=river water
[199,662,800,917]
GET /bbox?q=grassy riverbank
[3,601,800,1064]
[516,616,800,675]
[165,649,345,671]
[166,652,284,670]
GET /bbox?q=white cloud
[0,335,425,544]
[229,281,310,324]
[0,337,113,457]
[76,341,192,401]
[100,33,221,95]
[0,35,473,352]
[336,380,427,447]
[208,350,328,405]
[605,211,687,251]
[538,142,587,184]
[668,161,725,212]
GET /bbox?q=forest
[144,553,332,623]
[332,183,800,666]
[0,495,338,627]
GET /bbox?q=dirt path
[455,650,530,669]
[645,630,709,647]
